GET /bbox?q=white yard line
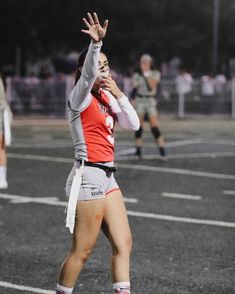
[117,163,235,180]
[127,211,235,228]
[0,193,138,205]
[116,138,203,148]
[223,190,235,196]
[0,281,54,294]
[10,143,72,148]
[0,193,234,228]
[147,152,235,159]
[116,148,136,156]
[7,153,235,180]
[9,138,202,150]
[8,153,72,163]
[161,192,202,200]
[116,151,235,161]
[206,139,235,146]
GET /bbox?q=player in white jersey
[56,12,140,294]
[132,54,166,160]
[0,75,12,189]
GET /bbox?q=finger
[101,77,111,85]
[82,18,91,29]
[87,12,95,25]
[103,19,109,31]
[103,76,112,83]
[93,12,100,24]
[81,29,90,35]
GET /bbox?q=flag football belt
[136,93,155,98]
[76,159,117,174]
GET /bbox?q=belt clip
[80,159,85,170]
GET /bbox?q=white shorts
[136,97,157,116]
[65,161,120,201]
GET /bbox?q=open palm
[81,12,108,43]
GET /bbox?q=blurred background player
[132,54,166,160]
[0,74,12,189]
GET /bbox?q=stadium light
[212,0,220,74]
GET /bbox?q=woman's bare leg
[102,190,132,283]
[58,198,105,288]
[0,135,7,187]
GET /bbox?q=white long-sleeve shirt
[68,41,140,162]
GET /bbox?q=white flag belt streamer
[66,160,84,234]
[3,109,11,146]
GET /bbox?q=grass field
[0,115,235,294]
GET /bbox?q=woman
[0,75,12,189]
[132,54,166,160]
[56,12,140,294]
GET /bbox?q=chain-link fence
[5,76,235,118]
[158,79,233,117]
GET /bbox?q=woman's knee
[70,246,93,264]
[113,234,132,256]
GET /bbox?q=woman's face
[98,53,110,77]
[140,57,152,72]
[93,52,110,91]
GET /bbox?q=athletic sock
[56,283,73,294]
[0,166,6,182]
[159,146,166,157]
[113,281,131,294]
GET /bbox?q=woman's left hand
[101,76,123,99]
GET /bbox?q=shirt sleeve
[68,41,102,112]
[103,90,140,131]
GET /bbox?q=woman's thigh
[148,112,160,127]
[102,190,132,250]
[72,199,105,251]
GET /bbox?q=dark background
[0,0,235,75]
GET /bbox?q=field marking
[10,142,71,149]
[0,281,54,294]
[161,192,202,200]
[0,193,138,205]
[223,190,235,196]
[8,153,72,163]
[206,139,235,146]
[9,138,202,150]
[117,163,235,180]
[0,193,234,228]
[116,151,235,160]
[116,138,203,148]
[7,153,235,180]
[116,148,136,156]
[127,211,235,228]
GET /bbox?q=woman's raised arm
[68,12,108,112]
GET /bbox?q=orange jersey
[80,90,116,162]
[69,89,118,162]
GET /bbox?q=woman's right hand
[81,12,108,43]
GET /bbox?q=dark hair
[74,48,107,85]
[75,47,89,84]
